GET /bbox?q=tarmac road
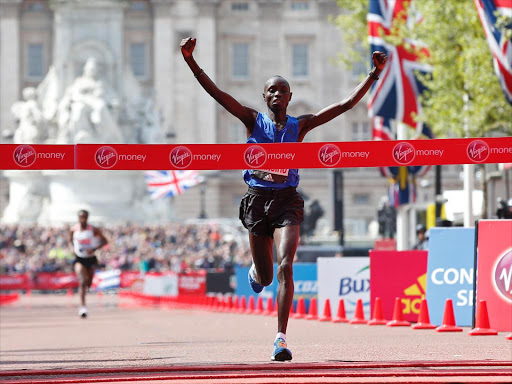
[0,293,511,383]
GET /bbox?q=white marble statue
[122,68,162,143]
[56,58,123,143]
[10,87,45,144]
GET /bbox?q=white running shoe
[78,306,88,318]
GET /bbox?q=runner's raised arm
[181,37,257,132]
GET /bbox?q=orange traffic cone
[289,300,295,316]
[469,300,498,336]
[232,295,239,312]
[349,299,367,324]
[306,297,318,320]
[238,295,247,313]
[293,297,306,319]
[436,299,462,332]
[254,296,264,315]
[224,295,233,312]
[412,298,436,330]
[368,297,387,325]
[271,298,278,317]
[386,297,411,327]
[319,299,332,321]
[264,297,273,316]
[246,295,255,314]
[333,298,349,323]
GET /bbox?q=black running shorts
[73,255,98,269]
[239,186,304,237]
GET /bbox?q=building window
[292,43,309,77]
[353,193,370,205]
[231,2,249,11]
[130,1,147,11]
[130,43,146,77]
[291,1,309,10]
[27,2,45,11]
[351,121,371,141]
[27,43,44,78]
[232,43,249,78]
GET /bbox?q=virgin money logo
[393,142,416,165]
[467,140,489,163]
[13,145,36,167]
[95,146,118,169]
[318,144,341,167]
[169,146,192,169]
[494,249,512,303]
[244,145,267,168]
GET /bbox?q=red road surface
[1,294,511,383]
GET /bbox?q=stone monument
[2,0,170,225]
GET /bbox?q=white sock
[275,332,286,342]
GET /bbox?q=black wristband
[369,69,380,80]
[194,69,204,78]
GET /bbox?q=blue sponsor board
[234,263,317,311]
[426,228,475,326]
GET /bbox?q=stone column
[0,0,22,134]
[195,0,218,144]
[152,0,174,140]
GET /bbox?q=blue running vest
[243,113,300,189]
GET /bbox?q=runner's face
[78,213,88,226]
[263,78,291,112]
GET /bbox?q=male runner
[70,210,108,318]
[181,37,387,361]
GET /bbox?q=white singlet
[72,224,98,258]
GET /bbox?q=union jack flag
[145,170,204,199]
[373,115,431,206]
[372,116,395,141]
[474,0,512,104]
[367,0,431,135]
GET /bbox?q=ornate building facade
[0,0,474,244]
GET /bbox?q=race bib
[253,169,289,183]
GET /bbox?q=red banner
[0,137,510,170]
[476,220,512,332]
[178,271,207,296]
[0,274,30,290]
[369,250,428,322]
[0,144,75,170]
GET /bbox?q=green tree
[333,0,512,137]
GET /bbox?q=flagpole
[462,94,474,227]
[396,122,409,251]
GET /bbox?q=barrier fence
[1,137,511,170]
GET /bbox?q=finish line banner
[1,137,511,170]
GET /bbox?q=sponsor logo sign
[170,146,193,169]
[476,220,512,331]
[370,250,428,322]
[13,145,36,167]
[494,249,512,303]
[318,144,341,167]
[392,142,415,165]
[426,228,475,326]
[234,264,317,312]
[95,146,118,169]
[244,145,267,168]
[317,257,370,318]
[467,140,490,163]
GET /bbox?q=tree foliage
[333,0,512,138]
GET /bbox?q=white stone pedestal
[40,170,173,224]
[2,171,49,224]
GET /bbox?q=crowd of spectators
[0,222,253,275]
